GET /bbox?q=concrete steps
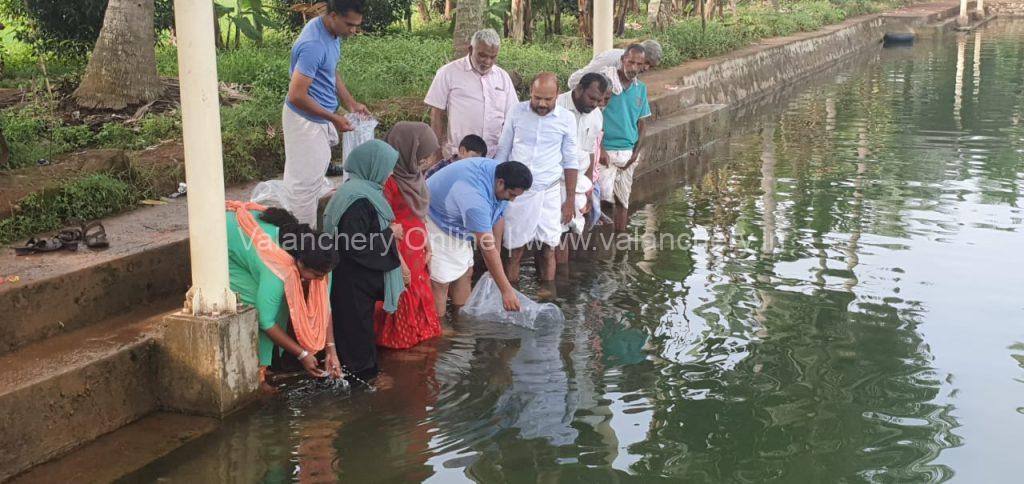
[0,244,191,357]
[0,307,175,480]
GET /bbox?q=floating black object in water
[883,32,916,46]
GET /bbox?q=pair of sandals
[15,221,109,256]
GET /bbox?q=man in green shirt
[599,45,651,232]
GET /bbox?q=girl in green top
[226,207,340,391]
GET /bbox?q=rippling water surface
[133,24,1024,483]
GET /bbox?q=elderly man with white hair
[567,39,663,95]
[425,29,519,159]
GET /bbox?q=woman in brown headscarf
[373,122,443,348]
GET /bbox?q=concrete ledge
[156,307,259,418]
[648,85,697,120]
[645,16,885,110]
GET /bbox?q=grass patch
[0,173,147,243]
[0,100,93,167]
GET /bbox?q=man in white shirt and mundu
[495,73,579,283]
[555,72,607,265]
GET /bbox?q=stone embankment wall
[989,0,1024,16]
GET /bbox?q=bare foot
[370,374,395,391]
[259,380,280,395]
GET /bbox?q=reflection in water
[955,35,966,127]
[132,23,1024,483]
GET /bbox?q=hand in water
[501,288,522,312]
[299,353,327,378]
[325,349,344,379]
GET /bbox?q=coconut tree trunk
[511,0,529,42]
[579,0,592,42]
[418,0,433,21]
[74,0,162,110]
[214,12,224,49]
[453,0,485,55]
[554,3,562,34]
[445,0,454,19]
[614,0,628,36]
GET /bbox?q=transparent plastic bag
[250,178,334,213]
[340,113,378,165]
[460,274,564,329]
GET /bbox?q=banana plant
[215,0,281,49]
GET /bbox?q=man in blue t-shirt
[599,44,651,232]
[426,159,533,318]
[282,0,370,228]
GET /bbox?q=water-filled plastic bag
[341,113,378,166]
[460,274,564,329]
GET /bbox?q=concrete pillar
[977,0,984,15]
[174,0,237,315]
[162,0,256,419]
[157,308,259,417]
[594,0,614,56]
[959,0,969,24]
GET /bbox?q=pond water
[132,23,1024,483]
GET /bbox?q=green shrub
[138,113,181,143]
[0,173,145,243]
[649,1,849,67]
[498,39,592,94]
[0,103,63,167]
[50,124,96,150]
[340,33,451,101]
[96,123,138,149]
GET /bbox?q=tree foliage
[215,0,282,48]
[266,0,413,34]
[361,0,414,33]
[0,0,173,54]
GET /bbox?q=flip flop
[83,221,109,250]
[15,237,76,256]
[57,225,84,244]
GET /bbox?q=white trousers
[282,105,338,228]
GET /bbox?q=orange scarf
[227,201,330,352]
